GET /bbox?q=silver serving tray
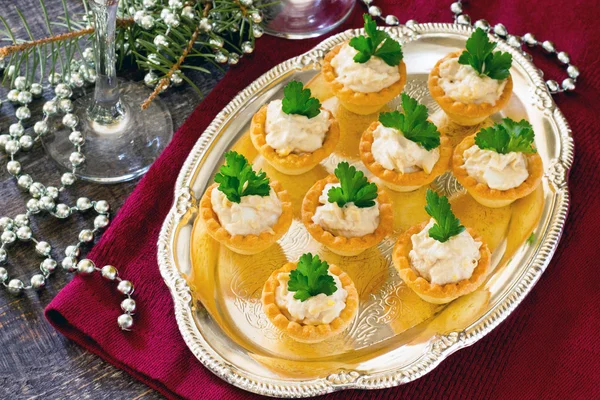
[157,23,573,397]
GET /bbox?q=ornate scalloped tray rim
[157,23,574,398]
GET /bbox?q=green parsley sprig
[214,151,270,203]
[281,80,321,119]
[379,94,441,150]
[327,162,378,208]
[424,189,465,243]
[349,14,403,67]
[458,28,512,80]
[474,118,537,154]
[288,253,337,302]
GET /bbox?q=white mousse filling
[311,183,379,237]
[275,270,347,325]
[330,44,400,93]
[371,124,440,174]
[265,99,331,156]
[409,219,482,285]
[463,145,529,190]
[211,187,282,236]
[438,57,507,105]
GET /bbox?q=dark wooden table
[0,1,224,398]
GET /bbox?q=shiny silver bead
[69,72,85,88]
[227,53,240,65]
[40,196,55,211]
[36,241,52,256]
[121,298,136,313]
[385,15,399,25]
[17,91,32,104]
[7,89,20,103]
[43,100,59,115]
[562,78,575,91]
[506,35,521,48]
[168,0,183,8]
[29,182,45,198]
[76,197,92,211]
[0,217,13,230]
[522,33,537,46]
[214,52,228,64]
[26,198,40,214]
[0,134,9,150]
[153,35,169,48]
[14,214,29,227]
[30,274,46,290]
[19,135,34,151]
[54,204,71,219]
[14,76,27,90]
[9,123,24,137]
[368,5,381,17]
[209,37,224,48]
[46,186,59,199]
[450,2,462,14]
[61,172,76,186]
[30,83,43,97]
[240,0,253,6]
[69,151,85,166]
[170,71,183,86]
[16,226,32,241]
[117,280,134,295]
[55,83,73,99]
[82,47,94,62]
[456,14,470,25]
[0,267,6,281]
[59,98,74,113]
[118,314,134,330]
[6,65,15,78]
[144,72,158,88]
[48,72,61,86]
[7,279,24,295]
[65,245,80,258]
[77,259,96,274]
[101,265,118,280]
[0,250,6,264]
[546,79,560,93]
[163,13,179,28]
[557,51,570,64]
[7,160,21,176]
[140,15,155,30]
[1,230,16,245]
[34,121,49,136]
[493,23,507,37]
[542,40,556,53]
[62,113,79,128]
[94,200,110,214]
[252,25,263,38]
[94,215,110,229]
[362,0,373,4]
[199,18,212,32]
[473,19,490,32]
[142,0,157,8]
[69,131,85,146]
[62,256,77,272]
[181,5,194,19]
[79,229,94,243]
[241,41,254,54]
[160,8,172,20]
[41,258,57,274]
[250,11,262,24]
[567,65,579,79]
[4,139,20,155]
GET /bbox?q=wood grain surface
[0,1,225,398]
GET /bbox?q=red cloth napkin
[46,1,600,399]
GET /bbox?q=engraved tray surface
[157,23,573,397]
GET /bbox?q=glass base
[42,80,173,184]
[263,0,355,39]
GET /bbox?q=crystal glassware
[42,0,173,183]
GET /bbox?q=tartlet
[261,261,359,343]
[250,105,340,175]
[428,50,513,126]
[322,42,407,115]
[199,181,293,255]
[392,221,491,304]
[359,121,453,192]
[301,174,394,256]
[452,134,543,208]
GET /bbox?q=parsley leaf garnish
[474,118,537,154]
[349,14,403,67]
[288,253,337,302]
[327,162,378,208]
[379,93,441,150]
[458,27,512,80]
[281,80,321,119]
[214,151,270,203]
[424,189,465,243]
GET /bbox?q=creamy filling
[409,219,482,285]
[265,99,331,156]
[371,124,440,174]
[330,43,400,93]
[275,270,347,325]
[438,57,507,105]
[311,183,379,237]
[463,145,529,190]
[211,187,282,236]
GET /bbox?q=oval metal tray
[157,23,573,397]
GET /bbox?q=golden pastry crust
[250,104,340,175]
[322,42,407,115]
[199,181,293,255]
[392,221,491,304]
[428,50,513,126]
[359,121,453,192]
[452,134,543,208]
[261,261,359,343]
[301,175,394,256]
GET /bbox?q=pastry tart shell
[199,181,293,255]
[322,42,407,115]
[428,50,513,126]
[392,222,491,304]
[359,121,453,192]
[261,262,359,343]
[301,175,394,256]
[452,134,544,208]
[250,105,340,175]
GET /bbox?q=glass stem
[87,0,126,126]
